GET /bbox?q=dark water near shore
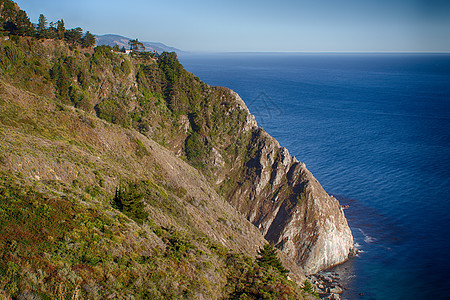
[179,52,450,299]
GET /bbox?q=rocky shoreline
[308,248,359,300]
[308,271,345,300]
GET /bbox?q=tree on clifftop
[81,31,96,48]
[37,14,47,31]
[64,27,82,44]
[36,14,47,38]
[6,9,32,36]
[56,19,65,39]
[129,38,145,52]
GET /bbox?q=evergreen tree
[81,31,96,48]
[64,27,82,44]
[37,14,47,38]
[12,9,32,36]
[56,19,65,39]
[128,38,145,52]
[256,243,289,277]
[47,21,57,39]
[112,184,148,223]
[37,14,47,31]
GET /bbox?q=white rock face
[274,164,354,274]
[211,147,225,168]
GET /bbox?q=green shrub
[50,58,74,99]
[223,253,302,300]
[121,59,131,75]
[166,232,192,260]
[94,99,129,126]
[112,183,148,223]
[92,45,114,64]
[184,132,206,163]
[68,84,87,108]
[4,44,22,64]
[301,280,314,294]
[134,137,149,158]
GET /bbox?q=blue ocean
[179,53,450,299]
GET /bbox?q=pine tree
[128,38,145,52]
[64,27,82,44]
[36,14,47,38]
[13,10,32,36]
[81,31,96,48]
[37,14,47,31]
[56,19,65,39]
[256,243,289,277]
[112,184,148,223]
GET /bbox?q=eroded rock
[225,100,354,274]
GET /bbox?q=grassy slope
[0,39,314,299]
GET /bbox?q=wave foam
[358,228,376,243]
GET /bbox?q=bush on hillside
[112,183,148,223]
[94,99,129,126]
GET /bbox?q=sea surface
[179,52,450,300]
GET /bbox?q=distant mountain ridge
[95,34,182,53]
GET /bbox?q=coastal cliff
[0,35,354,274]
[214,93,354,274]
[0,2,353,296]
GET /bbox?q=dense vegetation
[0,75,319,298]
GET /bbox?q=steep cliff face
[221,94,354,274]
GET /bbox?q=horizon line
[181,50,450,55]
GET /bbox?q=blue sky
[16,0,450,52]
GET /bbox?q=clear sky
[16,0,450,52]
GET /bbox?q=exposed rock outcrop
[224,96,354,274]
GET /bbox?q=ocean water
[179,52,450,299]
